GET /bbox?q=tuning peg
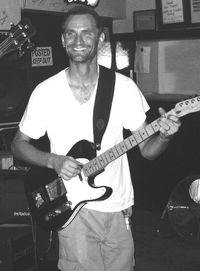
[10,22,15,28]
[26,39,35,50]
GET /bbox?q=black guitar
[25,96,200,231]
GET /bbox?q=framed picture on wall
[156,0,190,29]
[190,0,200,24]
[133,10,157,32]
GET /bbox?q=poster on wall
[31,47,53,67]
[161,0,184,24]
[156,0,190,29]
[190,0,200,23]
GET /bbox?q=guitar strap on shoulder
[93,65,116,151]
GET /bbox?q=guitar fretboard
[83,114,166,177]
[81,93,200,177]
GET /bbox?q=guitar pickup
[45,177,67,201]
[44,201,72,221]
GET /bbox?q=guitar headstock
[0,18,36,58]
[173,96,200,118]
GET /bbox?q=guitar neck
[83,111,172,178]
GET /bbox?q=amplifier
[0,152,13,170]
[0,171,31,225]
[0,227,36,271]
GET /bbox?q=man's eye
[66,32,74,37]
[83,31,93,36]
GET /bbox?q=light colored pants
[58,208,135,271]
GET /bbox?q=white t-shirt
[19,67,149,212]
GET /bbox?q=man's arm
[11,130,82,180]
[138,107,181,160]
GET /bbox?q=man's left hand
[158,107,181,140]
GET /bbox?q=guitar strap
[93,65,116,151]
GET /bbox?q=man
[11,5,181,271]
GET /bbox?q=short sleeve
[116,74,149,131]
[19,85,47,139]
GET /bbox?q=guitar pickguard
[25,140,112,231]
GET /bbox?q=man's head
[61,5,103,35]
[61,6,104,64]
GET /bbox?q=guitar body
[25,140,113,231]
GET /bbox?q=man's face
[62,14,102,63]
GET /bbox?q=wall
[0,0,21,30]
[158,39,200,95]
[23,0,126,18]
[113,0,155,33]
[0,0,155,32]
[0,0,126,30]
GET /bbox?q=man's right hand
[11,130,83,181]
[49,154,83,181]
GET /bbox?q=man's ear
[99,32,105,44]
[61,35,65,48]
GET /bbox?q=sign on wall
[31,47,53,67]
[190,0,200,23]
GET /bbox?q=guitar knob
[65,201,72,208]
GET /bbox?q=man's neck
[66,62,99,104]
[68,62,99,86]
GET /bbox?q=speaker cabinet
[0,50,32,124]
[0,227,35,271]
[0,171,31,225]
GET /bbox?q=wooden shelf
[113,27,200,41]
[144,93,198,102]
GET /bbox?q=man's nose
[74,34,83,44]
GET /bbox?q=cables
[30,214,54,270]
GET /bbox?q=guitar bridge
[45,177,67,201]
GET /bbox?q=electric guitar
[0,18,36,59]
[24,96,200,231]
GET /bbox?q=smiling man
[62,13,101,62]
[11,5,181,271]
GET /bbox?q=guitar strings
[0,27,28,52]
[0,28,26,48]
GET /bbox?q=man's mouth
[73,47,86,52]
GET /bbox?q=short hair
[61,5,103,34]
